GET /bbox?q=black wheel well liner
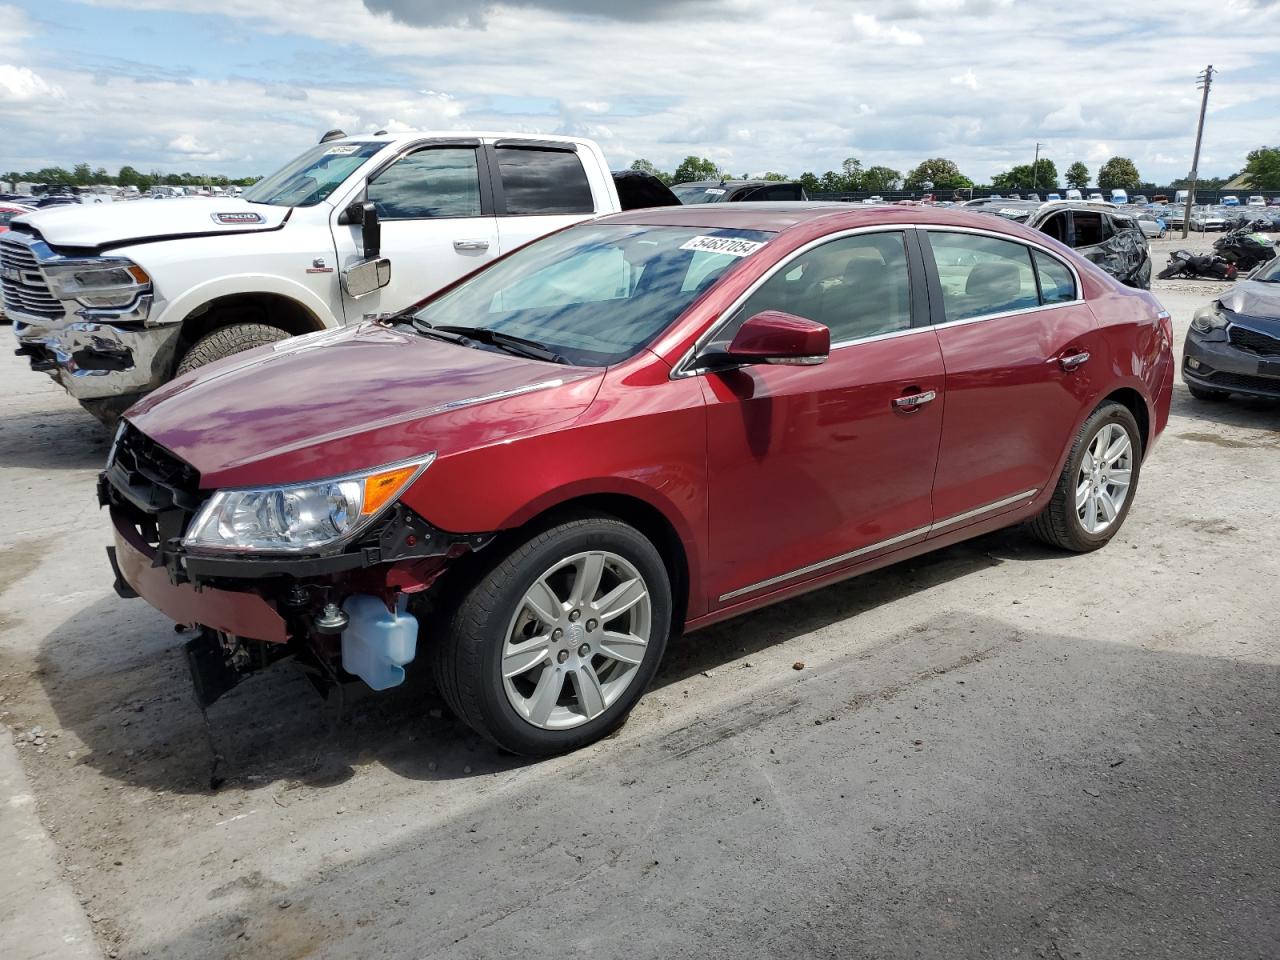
[174,293,326,371]
[1100,386,1150,455]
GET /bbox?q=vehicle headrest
[966,261,1022,299]
[842,256,885,290]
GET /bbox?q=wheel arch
[1099,385,1151,456]
[508,492,693,633]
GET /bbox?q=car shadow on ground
[27,522,1063,797]
[119,624,1280,960]
[0,403,110,470]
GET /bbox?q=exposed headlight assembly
[1190,304,1228,335]
[42,258,152,309]
[183,454,435,555]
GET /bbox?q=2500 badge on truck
[3,132,626,423]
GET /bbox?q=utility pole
[1182,65,1214,239]
[1032,142,1043,191]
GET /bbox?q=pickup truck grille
[0,236,63,321]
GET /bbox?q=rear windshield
[243,141,384,207]
[413,223,774,366]
[671,182,728,204]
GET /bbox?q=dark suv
[671,179,808,204]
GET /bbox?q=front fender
[151,273,341,330]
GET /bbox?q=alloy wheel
[1076,422,1133,535]
[501,550,652,730]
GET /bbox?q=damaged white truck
[4,132,634,422]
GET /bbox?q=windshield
[242,141,384,207]
[412,223,775,366]
[1252,257,1280,282]
[671,182,727,204]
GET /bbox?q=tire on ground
[1029,400,1143,553]
[176,322,290,376]
[431,514,672,756]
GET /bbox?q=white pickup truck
[3,132,634,422]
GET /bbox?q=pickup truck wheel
[176,323,289,376]
[432,516,672,756]
[1029,402,1142,553]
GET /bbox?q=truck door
[488,141,601,256]
[332,141,499,321]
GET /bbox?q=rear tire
[431,516,672,756]
[176,322,289,376]
[1187,384,1229,402]
[1030,402,1142,553]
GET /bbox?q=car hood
[1219,279,1280,320]
[15,197,290,250]
[125,323,604,489]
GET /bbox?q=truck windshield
[412,223,774,366]
[242,141,384,207]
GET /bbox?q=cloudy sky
[1,0,1276,185]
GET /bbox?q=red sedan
[102,203,1174,755]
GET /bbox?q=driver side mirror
[342,257,391,298]
[702,311,829,368]
[341,200,382,258]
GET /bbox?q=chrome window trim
[673,223,1085,379]
[717,487,1039,603]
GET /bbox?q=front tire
[1030,402,1142,553]
[432,516,672,756]
[176,322,289,376]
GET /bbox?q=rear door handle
[453,238,491,251]
[893,389,937,411]
[1058,351,1091,372]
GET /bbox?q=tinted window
[927,232,1040,321]
[497,148,593,215]
[368,148,481,219]
[1072,211,1106,247]
[722,232,912,344]
[1039,211,1068,243]
[414,225,773,366]
[1034,252,1076,304]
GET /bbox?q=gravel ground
[1,231,1277,960]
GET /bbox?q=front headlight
[183,454,435,554]
[42,258,152,309]
[1191,304,1228,334]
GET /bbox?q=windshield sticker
[324,144,361,156]
[680,235,766,257]
[211,211,266,225]
[703,188,727,196]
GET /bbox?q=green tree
[1242,146,1280,190]
[992,158,1058,192]
[629,158,673,185]
[818,170,846,193]
[672,156,719,184]
[862,165,902,192]
[1096,157,1140,191]
[1065,161,1089,190]
[841,157,863,191]
[72,163,92,185]
[798,171,820,193]
[904,157,971,191]
[760,171,789,182]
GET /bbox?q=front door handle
[893,389,937,411]
[1059,351,1091,372]
[453,238,491,251]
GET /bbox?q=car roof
[594,201,1076,239]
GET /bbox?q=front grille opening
[1227,325,1280,357]
[0,237,62,320]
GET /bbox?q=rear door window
[367,147,482,219]
[925,232,1041,321]
[495,147,594,215]
[1033,252,1076,304]
[1070,212,1107,247]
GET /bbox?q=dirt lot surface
[2,232,1277,959]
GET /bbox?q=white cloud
[0,64,64,103]
[851,13,924,46]
[949,68,979,90]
